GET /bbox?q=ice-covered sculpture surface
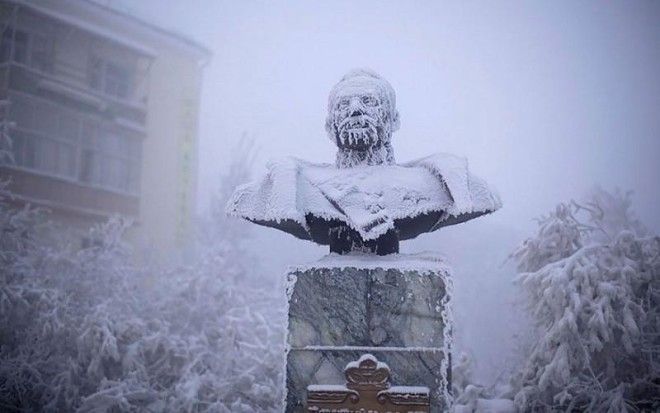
[227,69,501,255]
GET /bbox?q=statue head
[326,69,400,167]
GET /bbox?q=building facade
[0,0,209,259]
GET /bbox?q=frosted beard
[326,70,400,168]
[336,111,379,151]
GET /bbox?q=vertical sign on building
[177,96,196,246]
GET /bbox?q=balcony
[1,61,147,125]
[0,90,142,218]
[0,17,151,125]
[0,164,140,219]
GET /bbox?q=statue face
[326,70,400,162]
[329,85,391,151]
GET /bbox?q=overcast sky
[124,0,660,234]
[120,0,660,382]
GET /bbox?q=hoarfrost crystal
[326,69,399,168]
[225,69,502,411]
[227,68,501,255]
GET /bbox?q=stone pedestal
[285,253,452,412]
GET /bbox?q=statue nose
[350,109,362,117]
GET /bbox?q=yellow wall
[133,49,202,262]
[3,0,208,261]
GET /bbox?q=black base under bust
[328,226,399,255]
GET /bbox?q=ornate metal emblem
[306,354,430,413]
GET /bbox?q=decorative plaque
[306,354,430,413]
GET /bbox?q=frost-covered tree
[451,351,517,413]
[511,188,660,412]
[0,140,284,412]
[198,136,258,284]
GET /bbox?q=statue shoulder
[225,156,337,227]
[225,156,306,223]
[264,156,332,175]
[403,152,467,171]
[404,152,501,216]
[263,156,303,173]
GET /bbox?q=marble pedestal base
[285,253,452,412]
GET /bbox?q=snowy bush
[0,142,284,412]
[511,188,660,411]
[451,351,516,413]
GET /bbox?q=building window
[0,28,53,72]
[30,33,54,72]
[79,119,141,194]
[89,56,133,100]
[6,93,141,195]
[1,29,28,63]
[8,94,76,179]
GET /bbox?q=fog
[125,0,660,383]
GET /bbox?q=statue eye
[338,98,350,109]
[362,96,377,106]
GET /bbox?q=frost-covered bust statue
[227,69,501,255]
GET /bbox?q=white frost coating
[285,273,298,302]
[286,254,455,405]
[226,68,501,247]
[227,154,500,241]
[383,386,430,395]
[308,384,429,396]
[304,163,451,239]
[325,69,399,168]
[299,345,445,352]
[404,154,501,218]
[307,384,351,392]
[344,353,389,372]
[228,157,307,226]
[289,252,450,274]
[282,272,297,410]
[440,262,455,407]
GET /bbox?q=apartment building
[0,0,210,259]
